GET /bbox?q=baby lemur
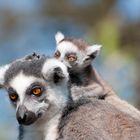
[1,54,140,140]
[54,32,140,119]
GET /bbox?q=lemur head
[0,55,69,126]
[54,32,102,71]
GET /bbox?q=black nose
[16,105,37,125]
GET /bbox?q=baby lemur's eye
[66,53,77,62]
[9,93,18,102]
[31,86,42,97]
[54,51,61,58]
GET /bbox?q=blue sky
[0,0,41,12]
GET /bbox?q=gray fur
[59,37,88,51]
[1,53,140,140]
[58,97,140,140]
[23,52,41,60]
[54,32,140,120]
[70,60,140,120]
[4,55,47,85]
[0,54,71,140]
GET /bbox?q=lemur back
[54,32,140,120]
[58,98,140,140]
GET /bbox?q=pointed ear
[42,59,69,84]
[87,44,102,57]
[0,64,10,88]
[83,44,102,62]
[55,32,65,44]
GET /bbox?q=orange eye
[9,94,18,102]
[67,54,77,62]
[32,88,42,96]
[54,51,61,58]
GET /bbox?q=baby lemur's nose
[16,105,37,125]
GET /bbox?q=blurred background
[0,0,140,139]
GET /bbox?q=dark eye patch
[8,87,17,94]
[66,53,77,62]
[54,50,61,58]
[26,82,45,97]
[8,87,18,102]
[31,86,42,96]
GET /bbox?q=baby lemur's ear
[84,44,102,62]
[42,59,69,84]
[55,32,65,44]
[0,64,10,88]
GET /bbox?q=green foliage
[97,19,119,57]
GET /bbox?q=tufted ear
[83,44,102,62]
[55,32,65,44]
[42,59,69,84]
[0,64,10,88]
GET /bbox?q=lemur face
[54,32,102,71]
[0,56,69,126]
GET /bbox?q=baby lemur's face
[54,32,102,71]
[0,56,69,126]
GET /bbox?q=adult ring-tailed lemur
[0,54,140,140]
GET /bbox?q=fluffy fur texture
[42,58,69,81]
[1,53,140,140]
[57,97,140,140]
[55,32,65,44]
[9,72,38,104]
[54,32,140,120]
[0,64,10,88]
[0,55,71,140]
[55,32,102,71]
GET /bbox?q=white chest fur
[44,114,61,140]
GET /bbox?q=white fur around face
[57,41,78,56]
[42,58,69,107]
[56,41,80,67]
[56,40,102,71]
[42,58,69,81]
[47,83,69,108]
[55,32,65,44]
[45,114,61,140]
[0,64,10,86]
[9,72,37,104]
